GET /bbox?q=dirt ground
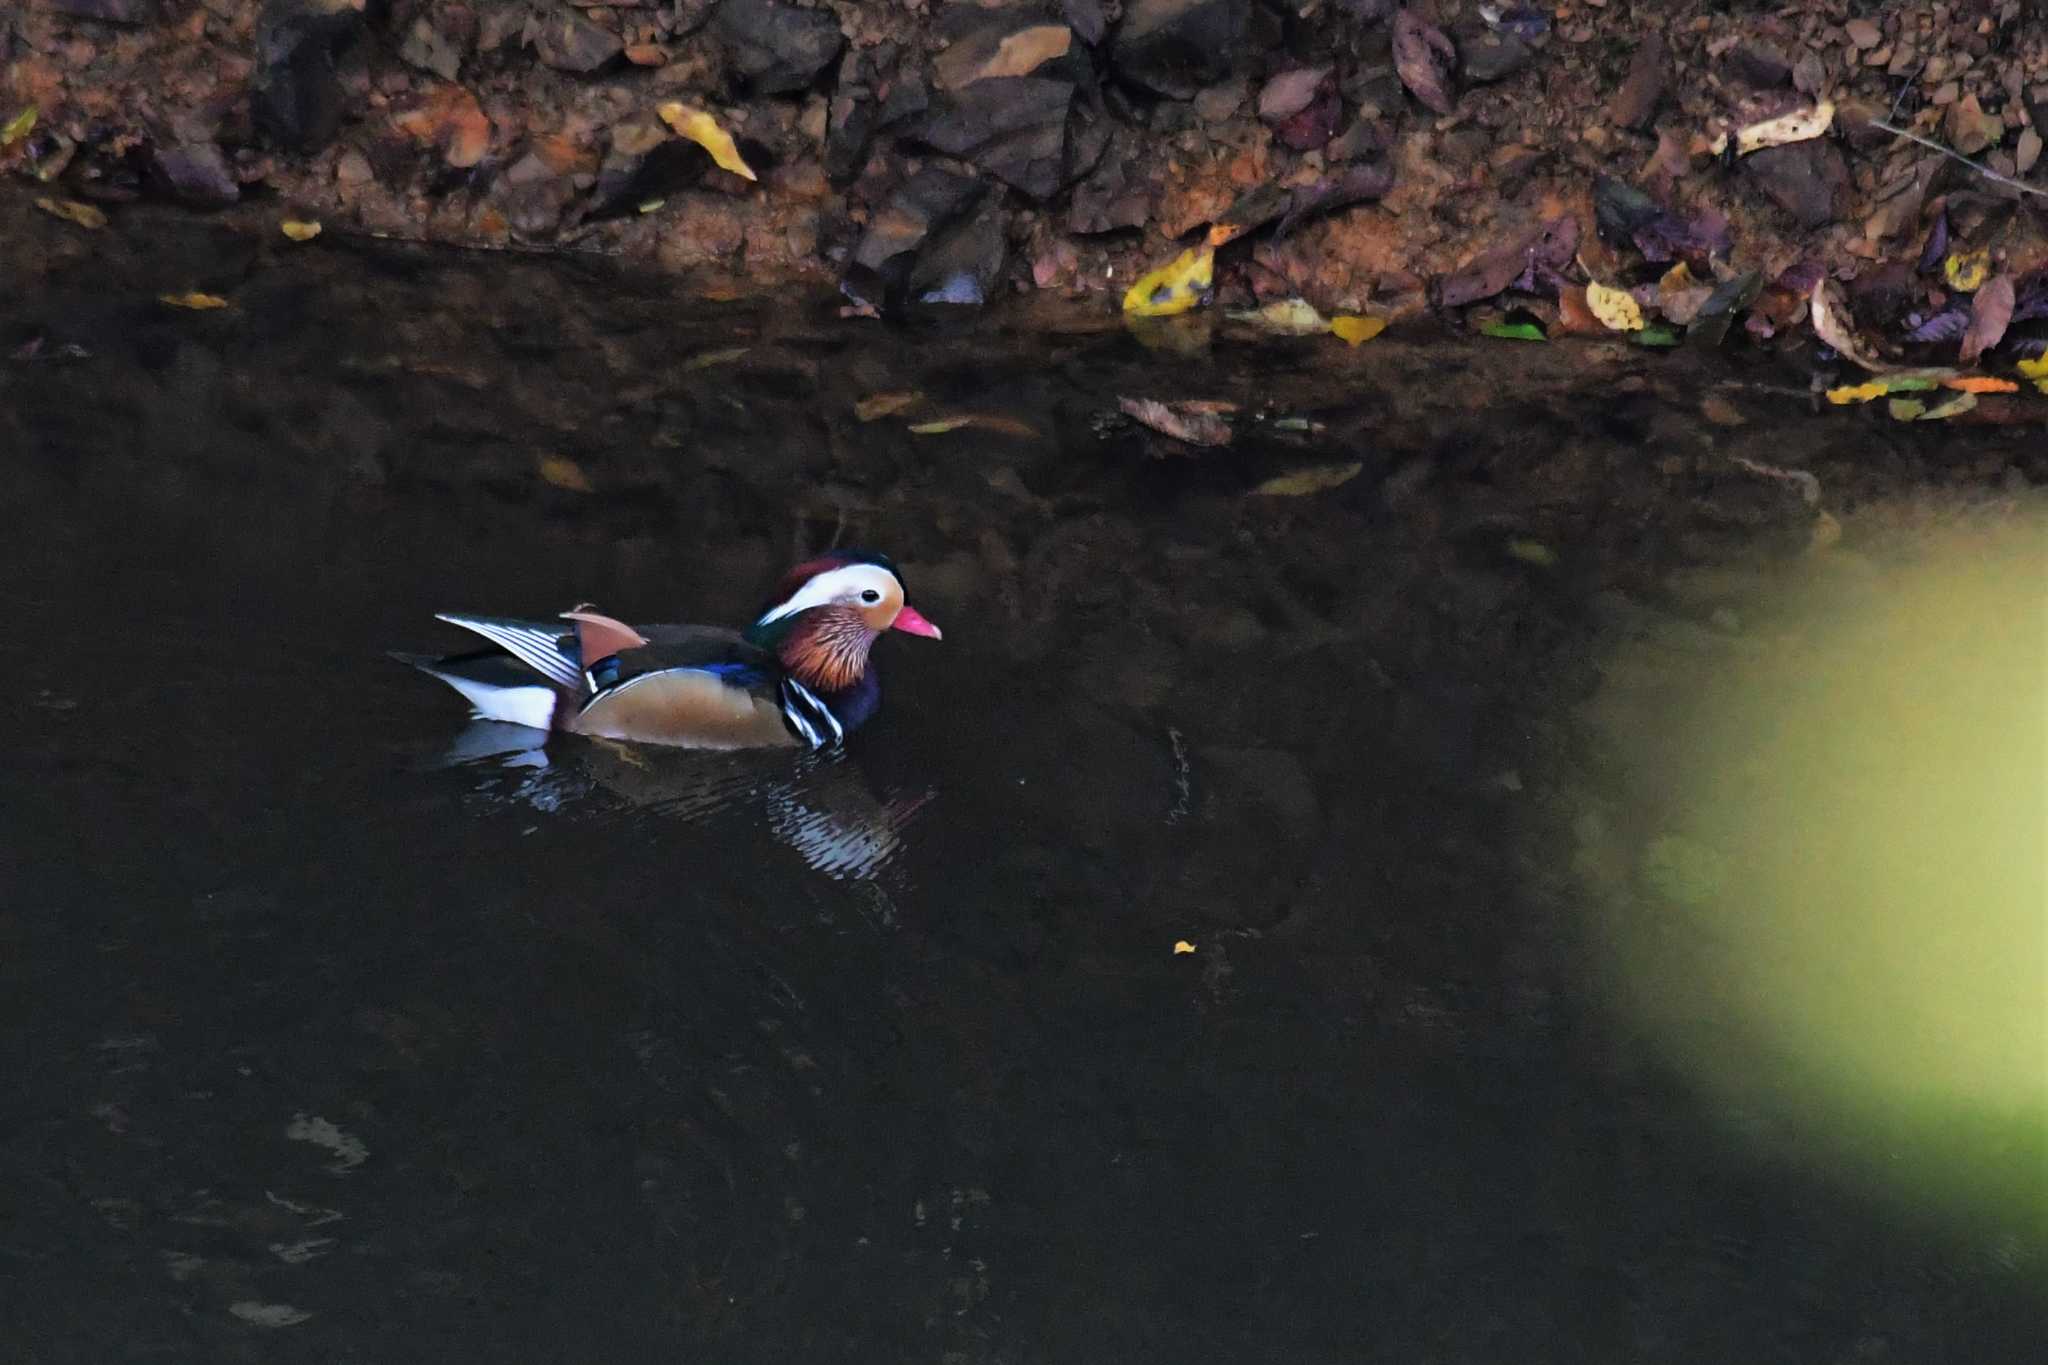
[5,2,2047,352]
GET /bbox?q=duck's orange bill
[893,605,943,639]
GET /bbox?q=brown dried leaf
[1391,9,1457,117]
[1809,278,1898,373]
[537,454,594,492]
[854,391,922,421]
[1117,396,1233,448]
[34,196,106,230]
[1957,275,2013,366]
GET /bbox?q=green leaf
[1481,321,1547,342]
[1631,326,1681,348]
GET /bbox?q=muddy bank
[6,2,2048,344]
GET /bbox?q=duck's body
[398,552,939,751]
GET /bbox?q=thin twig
[1869,118,2048,200]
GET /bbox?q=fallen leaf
[1122,245,1214,317]
[656,102,757,181]
[537,454,594,491]
[1958,275,2014,365]
[1118,396,1233,447]
[1391,8,1457,116]
[1826,373,1943,403]
[1826,381,1888,404]
[1886,398,1926,420]
[1715,101,1835,156]
[908,414,1039,438]
[157,291,229,310]
[393,84,493,169]
[1252,462,1364,496]
[1586,280,1644,331]
[855,391,922,421]
[1226,297,1328,335]
[1329,315,1387,345]
[1632,326,1680,347]
[280,219,321,242]
[2017,354,2048,382]
[34,196,106,230]
[1699,395,1745,426]
[1,106,35,147]
[1172,940,1197,955]
[1506,538,1556,567]
[1481,320,1546,341]
[1940,376,2017,394]
[682,345,750,371]
[1810,278,1898,373]
[1918,391,1977,421]
[1943,248,1989,293]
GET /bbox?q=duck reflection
[429,721,935,881]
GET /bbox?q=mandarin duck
[397,551,941,750]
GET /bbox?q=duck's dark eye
[860,589,881,604]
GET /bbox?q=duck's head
[745,550,941,692]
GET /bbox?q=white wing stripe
[435,614,582,692]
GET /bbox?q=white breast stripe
[436,614,583,692]
[779,677,841,749]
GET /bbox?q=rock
[908,198,1008,306]
[1745,140,1846,229]
[1455,26,1532,84]
[1258,67,1341,150]
[399,16,465,83]
[2019,127,2043,175]
[911,77,1077,202]
[252,0,369,152]
[496,148,579,237]
[843,169,987,309]
[1256,66,1331,122]
[1192,79,1246,123]
[1062,0,1107,47]
[1607,32,1664,130]
[712,0,845,95]
[1325,118,1385,163]
[148,142,240,207]
[531,13,623,74]
[823,94,874,185]
[933,15,1073,91]
[1723,42,1790,88]
[1068,142,1149,233]
[1111,0,1248,100]
[35,0,155,22]
[1944,95,2003,156]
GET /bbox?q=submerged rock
[713,0,845,95]
[1745,140,1846,229]
[148,142,241,207]
[251,0,369,152]
[844,168,988,310]
[911,77,1077,202]
[909,198,1008,307]
[933,13,1073,91]
[1111,0,1247,100]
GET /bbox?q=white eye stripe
[756,565,900,625]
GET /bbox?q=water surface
[5,195,2044,1362]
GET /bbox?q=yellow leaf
[34,196,106,230]
[909,413,1039,438]
[855,391,922,421]
[1586,281,1644,332]
[682,345,749,371]
[656,102,757,181]
[1227,297,1327,335]
[1121,245,1214,317]
[1916,391,1977,421]
[279,219,321,242]
[1172,941,1197,955]
[1943,248,1989,293]
[157,291,229,310]
[1,106,35,147]
[1251,462,1363,497]
[1826,381,1888,404]
[2016,354,2048,381]
[1329,314,1388,345]
[537,454,594,492]
[1719,100,1835,155]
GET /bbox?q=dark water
[5,193,2044,1362]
